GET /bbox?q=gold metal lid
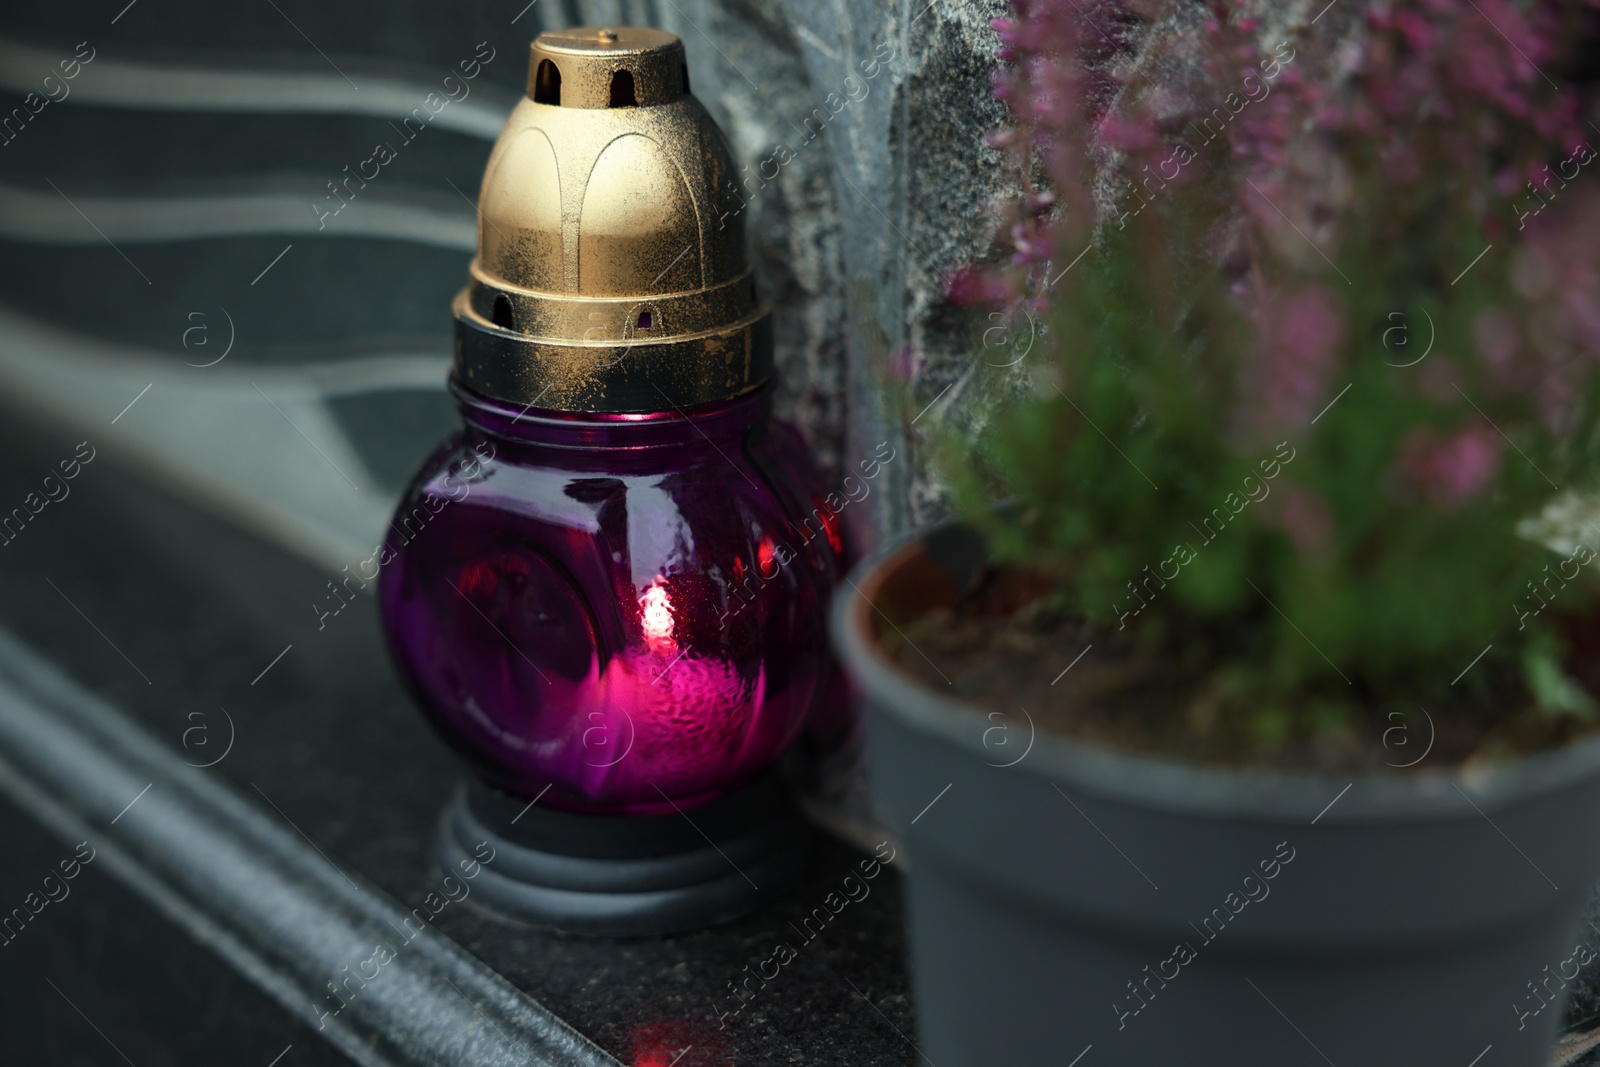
[454,25,770,412]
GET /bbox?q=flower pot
[832,519,1600,1067]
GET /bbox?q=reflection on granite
[10,410,1600,1066]
[0,792,354,1066]
[0,414,915,1066]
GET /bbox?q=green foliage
[937,4,1600,730]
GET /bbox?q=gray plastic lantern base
[435,772,809,937]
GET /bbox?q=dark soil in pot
[881,561,1600,773]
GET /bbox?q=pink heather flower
[1010,219,1053,263]
[1097,113,1156,152]
[1473,307,1522,382]
[1396,424,1503,510]
[888,345,925,383]
[947,265,1016,307]
[1270,485,1335,554]
[1526,194,1600,358]
[958,0,1600,463]
[1509,189,1600,430]
[1253,286,1345,431]
[1413,356,1462,405]
[1395,11,1436,51]
[1379,142,1421,184]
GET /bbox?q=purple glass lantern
[377,25,840,934]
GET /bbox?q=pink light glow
[639,580,677,652]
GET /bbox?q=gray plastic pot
[832,520,1600,1067]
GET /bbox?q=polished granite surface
[0,413,917,1066]
[9,408,1600,1066]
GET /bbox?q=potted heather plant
[833,2,1600,1065]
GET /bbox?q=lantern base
[436,772,810,937]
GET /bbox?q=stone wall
[649,0,1011,551]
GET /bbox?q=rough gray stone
[651,0,1010,549]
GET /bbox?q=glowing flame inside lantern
[639,580,676,653]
